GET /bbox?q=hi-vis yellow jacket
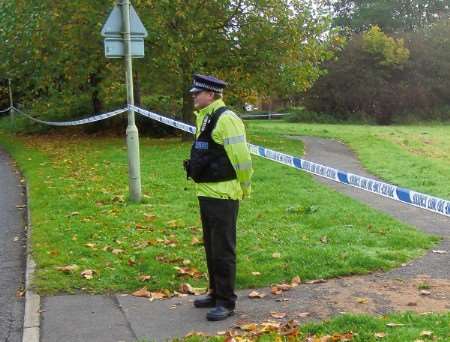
[194,99,253,200]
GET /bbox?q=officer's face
[193,91,215,109]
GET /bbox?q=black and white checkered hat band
[193,80,223,93]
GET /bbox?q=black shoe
[206,306,234,321]
[193,295,216,308]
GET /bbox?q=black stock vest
[188,107,237,183]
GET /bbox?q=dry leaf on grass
[112,248,124,255]
[374,332,386,338]
[251,271,261,276]
[272,252,281,258]
[56,264,80,273]
[144,213,156,222]
[386,323,405,327]
[80,269,95,279]
[420,331,433,337]
[174,266,203,279]
[138,275,152,282]
[191,236,203,245]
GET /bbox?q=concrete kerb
[22,183,40,342]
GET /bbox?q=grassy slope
[0,120,440,294]
[247,121,450,199]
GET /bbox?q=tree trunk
[134,71,141,107]
[89,73,103,114]
[181,58,194,141]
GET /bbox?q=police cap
[189,74,227,94]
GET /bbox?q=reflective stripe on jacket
[194,99,253,200]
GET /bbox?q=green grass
[0,119,440,295]
[178,312,450,341]
[246,121,450,199]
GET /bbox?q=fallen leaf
[191,236,203,245]
[166,220,179,228]
[276,283,292,291]
[432,250,447,254]
[320,236,328,244]
[291,276,301,286]
[112,249,124,255]
[386,323,405,327]
[132,287,152,298]
[80,269,95,280]
[138,275,152,282]
[297,312,310,318]
[16,289,25,298]
[85,243,96,249]
[251,271,261,276]
[374,332,386,338]
[238,323,257,331]
[248,290,266,299]
[306,279,327,284]
[270,311,287,319]
[420,331,433,337]
[144,213,156,221]
[272,252,281,258]
[102,245,113,252]
[185,331,208,337]
[150,290,170,301]
[356,297,369,304]
[56,264,80,273]
[179,283,206,295]
[420,290,431,296]
[271,286,283,295]
[174,266,203,279]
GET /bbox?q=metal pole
[8,79,15,129]
[121,0,141,202]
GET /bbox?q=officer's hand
[242,184,251,199]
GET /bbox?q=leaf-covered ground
[0,123,439,295]
[178,312,450,341]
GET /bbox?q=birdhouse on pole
[101,3,148,58]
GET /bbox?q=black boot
[206,306,234,321]
[193,295,215,308]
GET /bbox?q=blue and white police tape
[0,106,12,113]
[130,105,196,134]
[12,107,128,126]
[248,143,450,217]
[131,104,450,218]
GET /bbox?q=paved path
[0,148,26,342]
[36,137,449,341]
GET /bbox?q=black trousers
[198,196,239,309]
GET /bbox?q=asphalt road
[0,148,26,342]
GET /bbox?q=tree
[327,0,450,33]
[1,0,336,134]
[305,26,410,124]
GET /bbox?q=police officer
[184,74,253,321]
